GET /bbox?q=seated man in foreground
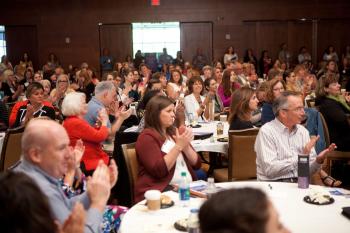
[255,91,336,182]
[14,119,118,233]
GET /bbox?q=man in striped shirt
[255,91,336,182]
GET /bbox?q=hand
[25,104,35,121]
[124,97,134,106]
[87,160,111,212]
[73,139,85,167]
[115,105,132,121]
[303,135,320,155]
[97,108,108,126]
[173,127,193,150]
[58,202,86,233]
[316,143,337,164]
[108,159,118,187]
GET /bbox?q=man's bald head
[21,119,71,178]
[22,119,65,159]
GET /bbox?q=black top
[0,82,15,103]
[317,96,350,151]
[0,100,8,131]
[229,115,254,130]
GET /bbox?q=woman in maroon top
[62,92,109,174]
[134,95,201,203]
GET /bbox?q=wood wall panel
[0,0,349,73]
[99,24,133,63]
[180,22,213,63]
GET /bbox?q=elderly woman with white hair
[62,92,110,175]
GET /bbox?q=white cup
[220,114,227,122]
[144,190,161,211]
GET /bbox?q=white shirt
[161,138,192,185]
[184,93,206,122]
[255,118,321,181]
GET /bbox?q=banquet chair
[0,126,25,171]
[213,128,259,182]
[319,112,350,176]
[121,142,138,205]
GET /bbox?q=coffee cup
[144,190,161,211]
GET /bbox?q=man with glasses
[255,91,336,182]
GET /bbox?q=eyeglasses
[283,107,304,112]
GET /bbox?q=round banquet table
[119,181,350,233]
[190,121,229,154]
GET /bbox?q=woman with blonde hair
[50,74,74,108]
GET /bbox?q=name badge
[161,139,175,154]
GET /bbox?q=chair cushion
[213,168,228,182]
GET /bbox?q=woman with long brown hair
[228,87,259,130]
[134,95,201,202]
[217,69,240,107]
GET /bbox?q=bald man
[14,119,118,233]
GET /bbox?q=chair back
[121,142,138,205]
[228,128,259,180]
[0,126,25,171]
[319,112,330,147]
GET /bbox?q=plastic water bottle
[205,177,216,199]
[187,209,200,233]
[179,172,190,207]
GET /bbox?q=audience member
[261,79,285,125]
[0,171,86,233]
[316,74,350,151]
[62,92,110,174]
[84,81,131,138]
[255,91,336,181]
[199,188,290,233]
[9,82,55,128]
[134,95,201,202]
[184,76,210,122]
[228,87,259,130]
[14,118,117,233]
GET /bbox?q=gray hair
[61,92,86,116]
[272,91,301,117]
[94,81,115,96]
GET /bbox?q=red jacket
[134,128,201,203]
[63,116,109,171]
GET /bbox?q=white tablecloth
[119,181,350,233]
[191,121,229,154]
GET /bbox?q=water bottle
[187,209,200,233]
[179,172,190,207]
[205,177,216,199]
[298,154,310,189]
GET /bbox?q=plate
[217,137,228,142]
[190,124,201,128]
[303,195,334,205]
[161,200,174,209]
[174,218,188,232]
